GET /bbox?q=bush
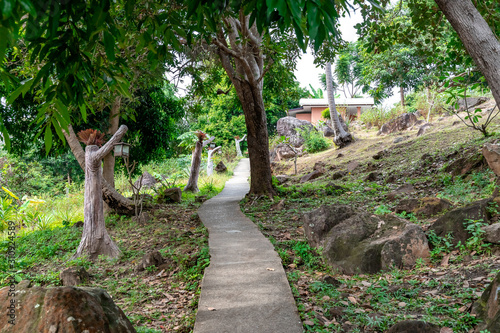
[359,106,403,129]
[297,128,330,153]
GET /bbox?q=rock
[72,221,84,228]
[322,125,335,137]
[452,121,460,126]
[395,197,453,218]
[438,117,445,121]
[427,199,491,246]
[60,267,90,286]
[132,211,150,225]
[372,150,387,160]
[387,320,440,333]
[303,205,357,248]
[410,119,426,129]
[321,211,429,274]
[472,270,500,332]
[195,195,208,203]
[300,169,324,183]
[386,184,416,200]
[482,223,500,244]
[271,143,298,161]
[134,171,156,189]
[416,122,433,136]
[322,275,341,287]
[157,187,182,203]
[336,153,344,158]
[331,170,347,180]
[457,96,489,111]
[365,172,381,182]
[327,306,345,319]
[483,143,500,177]
[0,285,136,333]
[393,136,408,144]
[378,113,418,135]
[313,161,326,172]
[275,175,289,185]
[215,161,227,173]
[136,250,164,272]
[276,116,316,147]
[385,174,397,184]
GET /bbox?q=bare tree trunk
[62,123,134,215]
[400,86,405,107]
[184,141,203,192]
[235,134,247,157]
[326,62,353,148]
[207,146,221,176]
[434,0,500,107]
[73,125,128,259]
[103,97,121,189]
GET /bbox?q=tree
[432,0,500,108]
[326,62,353,147]
[335,42,365,98]
[74,125,128,259]
[207,146,221,176]
[184,131,214,193]
[235,135,247,157]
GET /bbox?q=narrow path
[193,158,303,333]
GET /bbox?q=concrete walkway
[193,158,303,333]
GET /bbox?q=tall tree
[326,62,353,147]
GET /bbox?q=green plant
[374,204,392,215]
[296,128,330,154]
[397,211,418,222]
[464,219,491,254]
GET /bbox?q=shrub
[359,106,404,129]
[297,128,330,153]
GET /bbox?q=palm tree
[325,62,353,148]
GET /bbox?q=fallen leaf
[440,253,451,267]
[440,328,453,333]
[398,302,407,307]
[207,307,216,311]
[266,268,275,271]
[303,320,314,326]
[348,296,358,304]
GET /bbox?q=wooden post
[357,106,361,119]
[73,125,128,260]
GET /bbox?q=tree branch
[95,125,128,161]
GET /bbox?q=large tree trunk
[73,125,128,259]
[62,123,134,215]
[434,0,500,107]
[102,97,121,189]
[400,86,405,107]
[326,62,353,148]
[213,13,276,197]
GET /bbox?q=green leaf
[6,79,33,104]
[1,0,14,19]
[103,31,116,62]
[0,28,8,63]
[17,0,36,16]
[79,104,88,122]
[0,117,10,151]
[44,124,53,154]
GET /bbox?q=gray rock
[275,175,290,185]
[322,125,335,137]
[417,122,433,136]
[136,250,164,272]
[472,270,500,332]
[134,171,156,189]
[303,205,357,248]
[322,212,429,274]
[300,169,324,183]
[157,187,182,203]
[457,97,489,111]
[482,223,500,244]
[60,267,89,286]
[393,136,408,144]
[0,285,136,332]
[378,113,418,135]
[215,161,227,173]
[276,116,316,147]
[427,199,491,246]
[483,143,500,177]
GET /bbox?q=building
[289,98,375,124]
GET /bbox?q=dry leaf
[440,253,451,267]
[303,320,314,326]
[398,302,407,307]
[348,296,358,304]
[207,307,216,311]
[440,328,453,333]
[266,267,275,271]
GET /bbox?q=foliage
[359,106,404,128]
[463,219,491,254]
[334,42,365,98]
[77,129,106,147]
[296,128,330,154]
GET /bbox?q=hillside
[243,106,500,332]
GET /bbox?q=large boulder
[271,143,299,161]
[377,113,418,135]
[472,271,500,332]
[427,199,491,246]
[483,143,500,176]
[0,284,136,332]
[276,116,316,147]
[303,205,357,248]
[394,197,453,218]
[304,205,430,274]
[134,171,156,189]
[156,187,182,203]
[457,96,489,111]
